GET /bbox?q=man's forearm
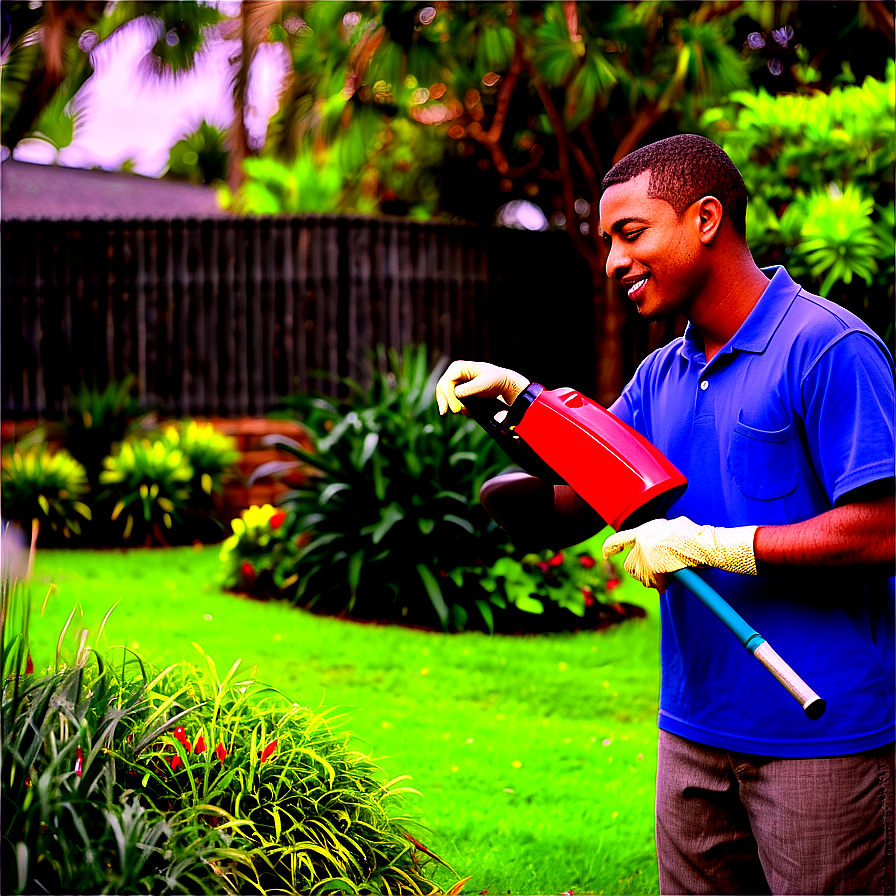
[479,474,604,551]
[754,496,895,572]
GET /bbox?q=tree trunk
[593,273,626,407]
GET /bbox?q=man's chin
[635,303,668,324]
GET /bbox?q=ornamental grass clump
[1,577,452,895]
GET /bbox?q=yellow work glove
[602,516,758,592]
[435,360,530,415]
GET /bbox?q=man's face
[598,171,707,322]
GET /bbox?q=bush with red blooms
[479,530,635,631]
[218,503,296,595]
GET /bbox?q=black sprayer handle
[460,395,568,486]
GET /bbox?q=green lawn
[28,540,662,896]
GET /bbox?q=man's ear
[694,195,724,244]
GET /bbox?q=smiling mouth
[625,275,649,300]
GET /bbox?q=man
[436,134,894,895]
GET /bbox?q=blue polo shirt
[610,266,895,757]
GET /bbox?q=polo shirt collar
[680,265,800,363]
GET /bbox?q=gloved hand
[436,360,530,415]
[602,516,758,592]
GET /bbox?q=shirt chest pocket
[727,418,800,500]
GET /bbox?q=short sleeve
[800,330,895,504]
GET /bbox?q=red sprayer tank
[472,384,687,530]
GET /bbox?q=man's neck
[691,261,770,363]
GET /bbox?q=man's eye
[624,229,644,241]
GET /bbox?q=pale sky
[13,16,286,177]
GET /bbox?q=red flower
[579,555,596,569]
[25,653,34,674]
[216,742,227,764]
[75,746,83,778]
[548,553,564,567]
[170,754,183,772]
[536,561,550,573]
[194,734,206,754]
[241,560,255,578]
[173,726,191,752]
[582,587,596,607]
[606,578,621,592]
[269,510,286,530]
[259,740,277,763]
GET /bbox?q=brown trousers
[656,730,895,894]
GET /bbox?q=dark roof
[1,158,231,220]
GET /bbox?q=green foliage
[1,447,91,541]
[166,121,228,184]
[98,438,194,541]
[130,649,450,894]
[160,420,240,504]
[1,582,235,895]
[218,503,293,595]
[701,61,895,338]
[1,580,449,895]
[219,346,626,633]
[6,394,239,548]
[65,375,144,483]
[232,345,515,630]
[482,533,621,621]
[223,152,346,214]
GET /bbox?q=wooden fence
[3,215,612,419]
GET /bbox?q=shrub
[98,438,194,542]
[160,420,240,505]
[221,346,634,633]
[700,60,895,344]
[5,416,239,548]
[0,446,91,543]
[238,345,516,630]
[64,375,145,484]
[1,581,453,895]
[478,532,638,633]
[218,503,294,596]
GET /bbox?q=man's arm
[480,473,605,552]
[755,493,895,573]
[602,491,895,593]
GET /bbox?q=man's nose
[604,239,630,280]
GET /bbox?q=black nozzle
[460,387,567,486]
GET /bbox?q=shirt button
[700,380,709,391]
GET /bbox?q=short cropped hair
[601,134,748,237]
